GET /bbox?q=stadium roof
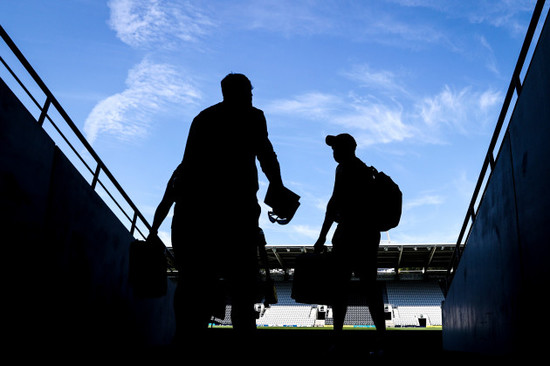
[262,242,458,274]
[168,242,460,276]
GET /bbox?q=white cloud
[107,0,215,49]
[266,81,501,148]
[90,0,208,144]
[418,86,468,129]
[477,35,500,76]
[478,88,501,110]
[416,85,501,137]
[465,0,536,35]
[335,101,415,146]
[266,90,414,147]
[84,58,201,144]
[388,0,535,36]
[404,194,444,210]
[266,92,342,119]
[368,14,447,47]
[342,64,411,98]
[242,0,336,36]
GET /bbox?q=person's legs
[229,281,257,333]
[226,226,259,334]
[220,228,259,357]
[368,282,386,331]
[171,224,216,345]
[330,226,352,335]
[331,253,352,333]
[353,230,384,351]
[332,301,347,333]
[327,259,351,355]
[361,277,386,352]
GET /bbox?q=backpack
[369,166,402,231]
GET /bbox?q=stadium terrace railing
[0,25,173,262]
[445,0,548,287]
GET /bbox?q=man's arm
[314,215,333,253]
[314,167,341,253]
[255,111,283,187]
[148,169,178,239]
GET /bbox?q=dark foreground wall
[442,15,550,355]
[0,78,175,351]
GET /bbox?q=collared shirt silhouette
[314,133,386,350]
[150,73,285,347]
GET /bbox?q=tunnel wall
[442,14,550,355]
[0,77,176,351]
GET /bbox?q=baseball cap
[325,133,357,149]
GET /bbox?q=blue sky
[1,0,547,247]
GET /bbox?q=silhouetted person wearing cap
[149,73,286,349]
[314,133,386,352]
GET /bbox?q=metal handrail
[0,25,169,254]
[446,0,547,283]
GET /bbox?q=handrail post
[489,154,495,170]
[91,163,101,190]
[513,74,523,96]
[130,211,138,236]
[37,97,51,127]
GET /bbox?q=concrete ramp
[442,4,550,356]
[1,76,176,351]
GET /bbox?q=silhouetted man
[149,73,285,347]
[314,133,386,350]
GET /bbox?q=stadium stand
[211,279,445,328]
[386,281,444,327]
